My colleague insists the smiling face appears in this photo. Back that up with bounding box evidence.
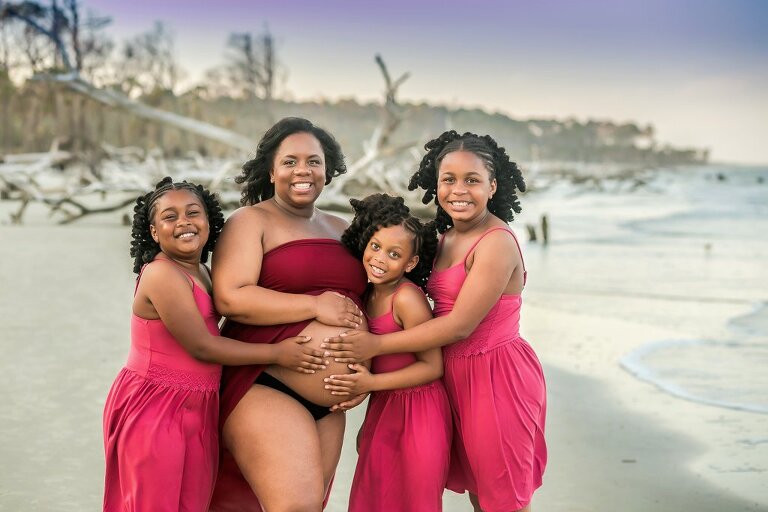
[363,224,419,286]
[270,131,326,209]
[437,150,497,225]
[149,189,209,261]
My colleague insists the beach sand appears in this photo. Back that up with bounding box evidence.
[1,181,766,511]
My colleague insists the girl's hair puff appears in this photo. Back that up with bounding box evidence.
[342,193,437,290]
[236,117,347,206]
[408,130,526,233]
[130,176,225,274]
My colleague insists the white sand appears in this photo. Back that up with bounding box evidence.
[0,194,766,511]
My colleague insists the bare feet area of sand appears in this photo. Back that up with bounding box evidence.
[1,166,766,511]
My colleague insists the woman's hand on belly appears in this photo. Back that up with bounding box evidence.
[273,335,330,374]
[315,291,364,329]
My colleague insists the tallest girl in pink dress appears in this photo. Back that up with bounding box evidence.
[325,130,547,512]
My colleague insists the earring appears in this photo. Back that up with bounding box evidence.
[270,176,275,183]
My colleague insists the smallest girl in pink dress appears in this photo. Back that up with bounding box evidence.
[324,193,452,512]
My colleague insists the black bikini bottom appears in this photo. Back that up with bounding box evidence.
[254,371,332,421]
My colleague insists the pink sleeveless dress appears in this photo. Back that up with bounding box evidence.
[348,283,452,512]
[427,227,547,512]
[103,260,222,512]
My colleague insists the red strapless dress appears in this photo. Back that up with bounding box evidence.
[209,238,367,512]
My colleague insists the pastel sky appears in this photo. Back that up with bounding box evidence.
[84,0,768,164]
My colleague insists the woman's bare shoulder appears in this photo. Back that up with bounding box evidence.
[229,203,274,220]
[222,204,273,231]
[318,210,350,237]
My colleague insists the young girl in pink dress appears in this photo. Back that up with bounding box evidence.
[324,132,547,512]
[323,193,451,512]
[103,177,323,512]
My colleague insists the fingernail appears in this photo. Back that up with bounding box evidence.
[324,385,330,389]
[320,366,326,370]
[321,342,328,347]
[334,358,341,362]
[323,378,329,382]
[310,370,316,374]
[324,351,331,357]
[348,364,354,369]
[325,360,330,365]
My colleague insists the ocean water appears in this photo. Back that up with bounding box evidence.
[516,165,768,414]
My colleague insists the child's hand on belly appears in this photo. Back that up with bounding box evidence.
[273,335,329,374]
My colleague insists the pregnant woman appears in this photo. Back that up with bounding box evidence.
[208,117,369,511]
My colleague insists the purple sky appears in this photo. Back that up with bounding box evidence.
[83,0,768,164]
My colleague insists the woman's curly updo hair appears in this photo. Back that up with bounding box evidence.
[342,193,438,290]
[235,117,347,206]
[408,130,526,233]
[130,176,225,274]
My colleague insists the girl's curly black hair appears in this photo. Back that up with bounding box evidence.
[130,176,225,274]
[236,117,347,206]
[341,193,438,290]
[408,130,526,233]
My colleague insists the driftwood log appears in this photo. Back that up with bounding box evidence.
[2,15,431,224]
[0,141,244,224]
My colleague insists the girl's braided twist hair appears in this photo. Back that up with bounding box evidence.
[408,130,526,233]
[342,193,437,290]
[129,176,225,274]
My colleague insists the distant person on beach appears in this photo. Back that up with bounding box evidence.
[322,193,451,511]
[208,117,369,511]
[324,131,547,512]
[102,177,319,511]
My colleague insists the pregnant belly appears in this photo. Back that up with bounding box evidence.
[264,318,369,407]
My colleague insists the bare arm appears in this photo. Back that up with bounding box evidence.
[323,230,522,361]
[324,285,442,394]
[141,262,328,372]
[212,207,362,327]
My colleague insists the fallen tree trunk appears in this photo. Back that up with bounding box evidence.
[36,74,256,152]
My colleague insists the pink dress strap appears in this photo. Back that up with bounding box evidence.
[392,280,424,307]
[368,281,425,321]
[136,258,203,294]
[462,227,527,286]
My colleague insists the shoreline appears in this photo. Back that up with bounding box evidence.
[521,295,768,509]
[620,338,768,415]
[534,364,762,511]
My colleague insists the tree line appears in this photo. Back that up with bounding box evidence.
[0,1,707,167]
